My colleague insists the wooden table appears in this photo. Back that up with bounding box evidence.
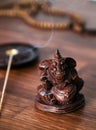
[0,0,96,130]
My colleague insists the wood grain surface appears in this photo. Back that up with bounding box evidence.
[0,0,96,130]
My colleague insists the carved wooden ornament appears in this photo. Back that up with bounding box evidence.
[35,50,85,113]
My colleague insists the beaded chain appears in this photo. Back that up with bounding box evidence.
[0,0,96,35]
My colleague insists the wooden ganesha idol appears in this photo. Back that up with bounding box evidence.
[35,50,85,113]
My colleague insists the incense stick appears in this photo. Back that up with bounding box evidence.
[0,49,18,115]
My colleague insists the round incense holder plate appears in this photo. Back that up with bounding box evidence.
[0,43,38,68]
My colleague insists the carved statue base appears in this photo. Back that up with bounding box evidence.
[35,94,85,113]
[35,50,85,113]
